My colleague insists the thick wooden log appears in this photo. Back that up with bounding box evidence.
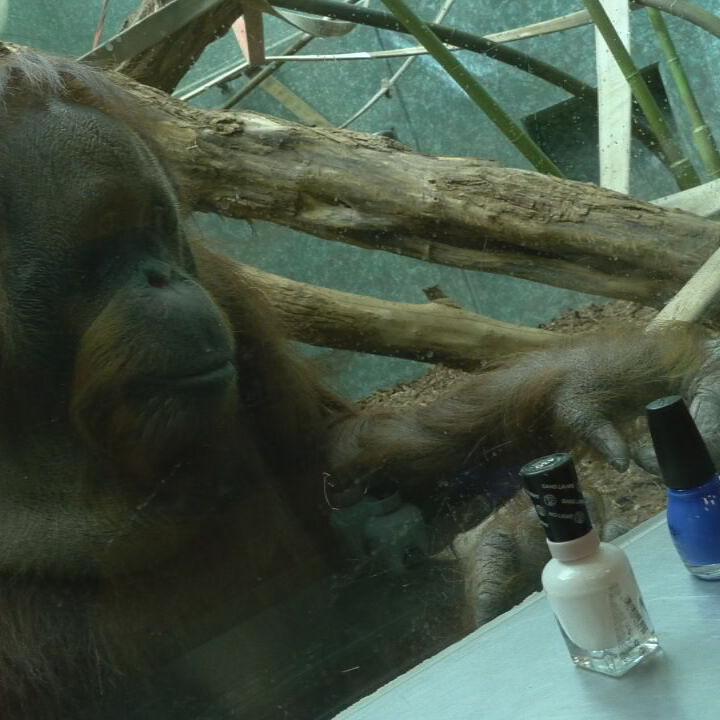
[105,75,720,309]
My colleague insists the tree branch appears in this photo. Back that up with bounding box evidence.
[111,76,720,309]
[233,260,558,366]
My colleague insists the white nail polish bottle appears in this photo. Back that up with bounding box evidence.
[520,453,660,677]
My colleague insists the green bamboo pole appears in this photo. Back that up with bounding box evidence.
[376,0,564,177]
[647,8,720,179]
[635,0,720,40]
[584,0,700,189]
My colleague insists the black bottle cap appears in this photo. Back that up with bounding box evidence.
[519,453,593,543]
[645,395,716,491]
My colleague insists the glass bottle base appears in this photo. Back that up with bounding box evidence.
[685,561,720,580]
[558,625,661,677]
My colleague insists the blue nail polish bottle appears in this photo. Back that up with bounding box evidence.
[646,395,720,580]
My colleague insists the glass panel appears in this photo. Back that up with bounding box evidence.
[1,1,718,718]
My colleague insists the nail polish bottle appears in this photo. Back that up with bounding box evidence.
[520,453,659,677]
[646,395,720,580]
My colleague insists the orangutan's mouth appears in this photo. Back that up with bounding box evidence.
[143,360,236,390]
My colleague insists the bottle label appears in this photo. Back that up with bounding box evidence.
[549,583,651,651]
[608,584,651,643]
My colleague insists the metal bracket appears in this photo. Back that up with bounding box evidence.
[253,0,370,38]
[234,4,267,66]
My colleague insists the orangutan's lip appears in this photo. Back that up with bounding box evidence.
[174,361,235,388]
[146,361,235,389]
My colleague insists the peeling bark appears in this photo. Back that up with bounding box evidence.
[132,81,720,309]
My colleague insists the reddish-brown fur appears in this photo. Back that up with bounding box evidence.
[0,48,712,718]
